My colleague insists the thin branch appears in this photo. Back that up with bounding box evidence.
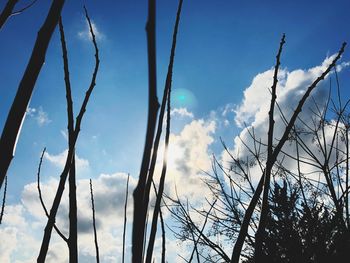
[255,33,285,259]
[0,0,18,29]
[10,0,38,16]
[58,15,78,262]
[90,179,100,263]
[36,148,68,242]
[0,175,7,224]
[122,174,130,263]
[188,199,217,263]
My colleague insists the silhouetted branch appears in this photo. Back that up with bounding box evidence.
[58,15,78,262]
[36,148,68,242]
[132,0,159,261]
[0,0,18,29]
[255,33,285,259]
[145,0,183,262]
[0,0,65,189]
[122,174,130,263]
[90,179,100,263]
[0,175,7,224]
[10,0,38,16]
[159,199,166,263]
[188,199,217,263]
[37,6,99,262]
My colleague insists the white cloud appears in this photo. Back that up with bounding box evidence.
[234,56,349,129]
[152,118,217,208]
[78,20,104,41]
[170,107,194,118]
[27,106,51,126]
[44,149,90,171]
[221,54,349,187]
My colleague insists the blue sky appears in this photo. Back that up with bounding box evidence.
[1,0,350,261]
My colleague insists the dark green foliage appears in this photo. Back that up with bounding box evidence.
[245,180,350,263]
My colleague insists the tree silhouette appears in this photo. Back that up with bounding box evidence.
[0,0,65,189]
[168,39,348,262]
[37,6,100,262]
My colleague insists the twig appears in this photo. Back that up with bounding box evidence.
[10,0,38,16]
[0,0,18,29]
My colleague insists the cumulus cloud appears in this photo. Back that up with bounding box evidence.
[234,56,349,128]
[2,108,220,261]
[0,172,136,262]
[26,106,51,126]
[44,149,90,171]
[152,118,217,208]
[221,54,349,186]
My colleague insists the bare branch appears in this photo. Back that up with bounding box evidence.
[36,148,68,242]
[90,179,100,263]
[122,174,130,263]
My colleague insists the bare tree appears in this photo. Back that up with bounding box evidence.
[232,41,346,263]
[37,6,100,262]
[167,39,347,263]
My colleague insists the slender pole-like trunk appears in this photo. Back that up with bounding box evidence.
[254,34,285,260]
[132,0,159,261]
[145,1,183,262]
[68,155,78,262]
[0,0,65,189]
[58,16,78,262]
[122,174,130,263]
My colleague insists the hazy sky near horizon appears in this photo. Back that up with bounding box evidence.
[1,0,350,261]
